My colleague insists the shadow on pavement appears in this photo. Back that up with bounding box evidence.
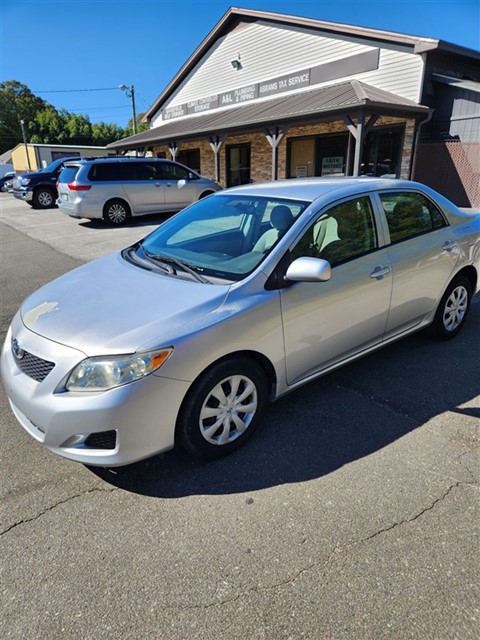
[90,301,479,498]
[79,212,172,230]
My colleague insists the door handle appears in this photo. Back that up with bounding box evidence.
[370,265,391,280]
[442,240,457,252]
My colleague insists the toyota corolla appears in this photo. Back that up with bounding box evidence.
[2,178,479,466]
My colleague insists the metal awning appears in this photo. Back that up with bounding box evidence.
[107,80,429,151]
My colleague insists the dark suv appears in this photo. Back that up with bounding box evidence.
[13,156,97,209]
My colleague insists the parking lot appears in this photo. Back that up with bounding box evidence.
[0,192,479,640]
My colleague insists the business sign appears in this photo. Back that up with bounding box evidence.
[161,49,379,120]
[259,71,310,98]
[321,156,344,175]
[219,85,258,106]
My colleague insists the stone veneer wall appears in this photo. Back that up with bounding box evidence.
[152,116,416,186]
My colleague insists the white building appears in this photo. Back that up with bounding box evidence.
[108,7,480,207]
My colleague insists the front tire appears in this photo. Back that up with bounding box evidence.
[177,357,268,460]
[103,199,130,225]
[32,188,55,209]
[427,275,472,340]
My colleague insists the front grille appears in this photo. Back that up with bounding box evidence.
[14,349,55,382]
[84,430,117,450]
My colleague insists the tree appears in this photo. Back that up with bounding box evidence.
[30,107,69,144]
[0,80,47,154]
[0,80,133,153]
[92,121,126,146]
[124,112,149,137]
[65,112,93,144]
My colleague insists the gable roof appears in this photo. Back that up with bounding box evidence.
[108,80,428,151]
[143,6,479,123]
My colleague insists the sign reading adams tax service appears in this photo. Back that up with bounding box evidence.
[161,50,379,121]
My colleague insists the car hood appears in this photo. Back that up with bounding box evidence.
[20,252,230,355]
[18,170,43,179]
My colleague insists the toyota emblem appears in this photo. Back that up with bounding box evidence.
[12,338,25,360]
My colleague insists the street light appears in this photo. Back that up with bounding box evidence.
[119,84,137,135]
[19,119,32,171]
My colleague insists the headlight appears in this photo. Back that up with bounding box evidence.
[20,178,31,186]
[65,348,173,392]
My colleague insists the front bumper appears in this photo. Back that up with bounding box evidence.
[13,187,33,202]
[1,318,190,466]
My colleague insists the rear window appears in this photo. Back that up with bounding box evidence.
[59,166,81,183]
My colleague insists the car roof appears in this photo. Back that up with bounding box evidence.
[63,157,178,165]
[220,177,419,202]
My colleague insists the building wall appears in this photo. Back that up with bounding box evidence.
[11,145,109,173]
[152,116,416,185]
[151,20,424,128]
[11,145,38,172]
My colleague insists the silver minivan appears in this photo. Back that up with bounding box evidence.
[57,157,222,224]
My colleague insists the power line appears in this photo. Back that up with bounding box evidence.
[33,87,120,93]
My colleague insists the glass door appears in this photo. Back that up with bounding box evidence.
[226,144,251,187]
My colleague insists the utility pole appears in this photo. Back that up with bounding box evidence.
[20,120,32,170]
[119,84,137,135]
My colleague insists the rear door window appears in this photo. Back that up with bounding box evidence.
[132,162,159,181]
[378,192,448,243]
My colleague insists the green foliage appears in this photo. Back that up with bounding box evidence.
[0,80,130,155]
[0,80,47,153]
[92,121,126,146]
[124,113,150,138]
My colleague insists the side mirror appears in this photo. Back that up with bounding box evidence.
[285,257,331,282]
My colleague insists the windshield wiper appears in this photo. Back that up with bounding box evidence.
[143,250,211,284]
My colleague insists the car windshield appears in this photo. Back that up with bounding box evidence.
[135,194,309,282]
[41,158,77,173]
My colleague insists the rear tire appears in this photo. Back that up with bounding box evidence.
[32,188,55,209]
[103,199,130,225]
[177,357,268,460]
[427,275,472,340]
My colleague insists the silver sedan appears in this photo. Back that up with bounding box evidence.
[2,178,479,466]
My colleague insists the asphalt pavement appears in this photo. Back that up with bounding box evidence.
[0,193,478,640]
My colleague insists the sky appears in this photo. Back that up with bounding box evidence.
[1,0,479,129]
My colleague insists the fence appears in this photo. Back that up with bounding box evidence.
[412,141,480,209]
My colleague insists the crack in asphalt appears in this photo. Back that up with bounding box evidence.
[333,381,417,421]
[0,486,117,536]
[167,481,477,611]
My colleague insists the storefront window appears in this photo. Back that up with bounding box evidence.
[177,149,201,173]
[361,128,403,177]
[316,134,349,176]
[288,126,403,179]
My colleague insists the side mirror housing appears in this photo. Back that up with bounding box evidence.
[285,257,331,282]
